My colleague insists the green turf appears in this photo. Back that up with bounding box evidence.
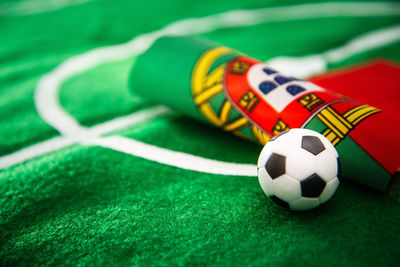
[1,0,399,265]
[1,144,399,266]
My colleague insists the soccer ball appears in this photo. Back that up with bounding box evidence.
[257,128,340,211]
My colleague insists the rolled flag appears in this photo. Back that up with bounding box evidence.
[130,36,400,192]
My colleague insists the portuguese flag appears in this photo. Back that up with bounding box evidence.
[131,36,400,192]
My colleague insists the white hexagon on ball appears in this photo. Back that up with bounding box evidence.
[273,174,301,202]
[257,128,340,211]
[314,150,339,182]
[270,131,300,156]
[285,150,316,181]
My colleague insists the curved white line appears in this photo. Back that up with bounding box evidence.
[2,2,400,172]
[35,2,400,136]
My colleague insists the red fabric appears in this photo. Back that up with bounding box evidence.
[309,59,400,118]
[309,59,400,173]
[224,57,341,135]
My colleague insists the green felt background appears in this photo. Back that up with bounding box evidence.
[1,0,400,265]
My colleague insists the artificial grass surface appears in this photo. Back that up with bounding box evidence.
[1,144,399,265]
[1,0,399,265]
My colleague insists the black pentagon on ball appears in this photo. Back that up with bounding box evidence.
[301,135,325,155]
[265,153,286,179]
[301,173,326,198]
[269,195,290,209]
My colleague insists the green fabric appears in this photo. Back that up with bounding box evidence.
[306,117,391,191]
[1,0,400,265]
[130,36,215,121]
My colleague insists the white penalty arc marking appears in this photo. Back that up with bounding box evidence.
[1,2,400,173]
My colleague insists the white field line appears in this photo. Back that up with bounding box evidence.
[324,24,400,63]
[0,136,75,169]
[85,136,258,176]
[1,2,400,172]
[0,0,92,16]
[267,24,400,78]
[0,106,170,169]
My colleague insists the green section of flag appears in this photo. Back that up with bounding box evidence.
[237,125,256,140]
[209,53,238,74]
[306,116,391,191]
[209,93,226,116]
[130,36,216,122]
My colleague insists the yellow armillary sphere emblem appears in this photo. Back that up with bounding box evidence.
[191,47,271,145]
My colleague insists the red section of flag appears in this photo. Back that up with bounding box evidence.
[224,57,279,135]
[224,57,341,136]
[309,59,400,173]
[309,59,400,118]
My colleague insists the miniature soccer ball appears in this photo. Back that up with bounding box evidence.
[257,128,340,211]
